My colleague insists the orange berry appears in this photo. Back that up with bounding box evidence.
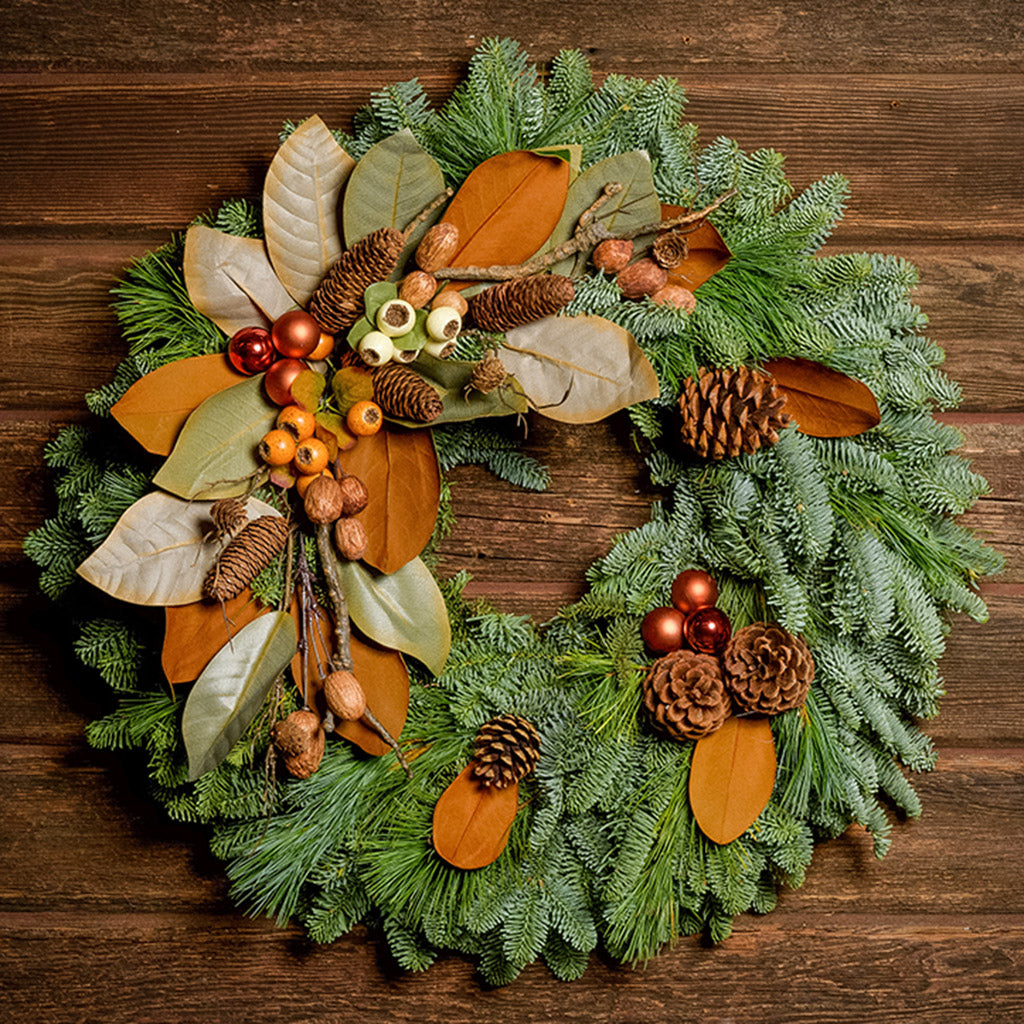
[307,332,335,361]
[346,400,383,437]
[293,437,330,475]
[276,405,316,442]
[296,468,333,499]
[258,429,297,466]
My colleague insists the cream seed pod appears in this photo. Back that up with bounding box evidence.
[376,299,416,338]
[358,331,395,366]
[392,347,422,364]
[423,337,456,359]
[426,306,461,343]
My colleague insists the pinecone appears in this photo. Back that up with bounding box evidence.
[203,515,290,601]
[209,497,248,539]
[471,714,541,789]
[308,227,405,332]
[722,622,815,715]
[679,365,791,460]
[372,363,443,422]
[469,274,575,331]
[651,231,689,269]
[468,353,508,394]
[642,649,730,741]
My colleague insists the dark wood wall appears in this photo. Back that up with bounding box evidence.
[2,3,1022,1020]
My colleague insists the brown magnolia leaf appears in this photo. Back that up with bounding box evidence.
[111,354,245,456]
[432,765,519,869]
[689,716,777,845]
[765,357,881,438]
[162,588,267,685]
[658,204,731,291]
[440,150,571,285]
[336,427,440,574]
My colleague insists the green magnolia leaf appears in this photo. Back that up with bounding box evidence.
[77,492,280,606]
[152,375,277,499]
[182,611,298,780]
[336,556,450,676]
[531,144,582,178]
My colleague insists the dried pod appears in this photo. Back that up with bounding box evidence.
[335,517,369,561]
[616,259,668,299]
[209,497,248,539]
[283,726,326,779]
[651,231,689,269]
[592,238,634,273]
[376,299,416,338]
[304,475,345,524]
[323,670,367,721]
[399,271,438,309]
[469,353,508,394]
[431,288,469,317]
[392,347,422,364]
[271,708,321,758]
[337,474,369,516]
[416,222,460,272]
[651,284,697,312]
[423,338,457,359]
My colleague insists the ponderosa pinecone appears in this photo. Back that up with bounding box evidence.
[469,274,575,331]
[203,515,290,601]
[643,649,730,741]
[679,365,791,460]
[372,362,443,422]
[209,497,248,539]
[651,231,689,269]
[468,352,508,394]
[722,622,814,715]
[471,714,541,789]
[308,227,405,332]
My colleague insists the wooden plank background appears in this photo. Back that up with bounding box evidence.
[1,3,1022,1020]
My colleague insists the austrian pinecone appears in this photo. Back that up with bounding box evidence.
[203,515,290,601]
[468,352,508,394]
[308,227,405,332]
[679,365,791,460]
[651,231,689,269]
[469,274,575,331]
[372,362,443,422]
[642,649,730,741]
[471,714,541,789]
[722,623,814,715]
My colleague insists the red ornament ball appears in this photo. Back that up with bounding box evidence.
[671,569,719,615]
[271,310,322,359]
[264,358,307,407]
[684,606,732,655]
[641,607,686,654]
[228,326,275,375]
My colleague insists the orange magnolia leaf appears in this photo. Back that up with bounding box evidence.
[689,715,777,845]
[441,151,571,284]
[766,356,881,438]
[432,765,519,869]
[336,427,440,574]
[659,204,731,292]
[162,588,267,684]
[111,354,245,455]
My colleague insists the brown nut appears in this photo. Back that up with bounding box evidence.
[651,284,697,312]
[323,670,367,721]
[616,258,668,299]
[271,709,321,758]
[338,474,369,516]
[282,725,326,778]
[431,288,469,317]
[592,238,634,273]
[334,517,369,561]
[399,270,438,309]
[303,475,345,524]
[416,222,460,272]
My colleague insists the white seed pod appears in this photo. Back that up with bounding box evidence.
[423,338,456,359]
[392,346,422,364]
[376,299,416,338]
[358,330,395,366]
[426,306,462,342]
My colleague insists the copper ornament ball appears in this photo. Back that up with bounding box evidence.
[684,606,732,655]
[271,310,322,359]
[641,606,686,654]
[264,358,307,406]
[228,326,275,375]
[670,569,719,615]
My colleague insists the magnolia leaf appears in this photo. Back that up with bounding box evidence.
[689,716,777,845]
[110,354,245,456]
[500,315,659,424]
[78,492,279,606]
[335,556,450,676]
[530,143,582,178]
[152,374,278,499]
[336,427,441,574]
[432,765,519,869]
[182,611,297,780]
[183,224,295,336]
[765,357,882,438]
[264,115,354,306]
[659,204,732,291]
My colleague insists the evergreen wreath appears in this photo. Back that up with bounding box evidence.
[25,38,1002,985]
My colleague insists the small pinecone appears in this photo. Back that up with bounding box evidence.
[203,515,290,601]
[679,366,791,460]
[471,714,541,789]
[209,497,248,539]
[469,274,575,331]
[651,231,689,269]
[722,623,815,715]
[372,362,443,422]
[308,227,405,332]
[642,649,730,741]
[468,353,508,394]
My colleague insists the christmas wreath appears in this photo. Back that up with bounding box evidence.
[25,39,1002,984]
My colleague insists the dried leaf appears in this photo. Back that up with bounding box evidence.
[163,589,267,684]
[331,366,375,414]
[500,315,659,423]
[183,225,295,336]
[313,411,355,460]
[441,150,572,283]
[766,357,881,438]
[110,354,245,456]
[335,556,450,676]
[432,765,519,869]
[658,204,732,291]
[77,492,279,606]
[336,427,440,574]
[291,369,326,413]
[689,716,777,845]
[264,115,354,306]
[152,375,278,500]
[182,611,297,780]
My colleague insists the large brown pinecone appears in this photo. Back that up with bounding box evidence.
[469,274,575,331]
[722,622,815,715]
[308,227,405,332]
[203,515,290,601]
[471,714,541,789]
[372,362,443,422]
[679,365,791,460]
[642,649,730,741]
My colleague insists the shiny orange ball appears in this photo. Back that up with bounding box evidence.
[271,311,322,359]
[264,358,306,406]
[684,606,731,655]
[640,607,686,654]
[670,569,719,615]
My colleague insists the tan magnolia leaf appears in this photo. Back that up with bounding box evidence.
[184,224,295,336]
[766,357,881,438]
[432,765,519,869]
[264,115,355,306]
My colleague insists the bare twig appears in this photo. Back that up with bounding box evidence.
[402,188,455,241]
[314,524,354,672]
